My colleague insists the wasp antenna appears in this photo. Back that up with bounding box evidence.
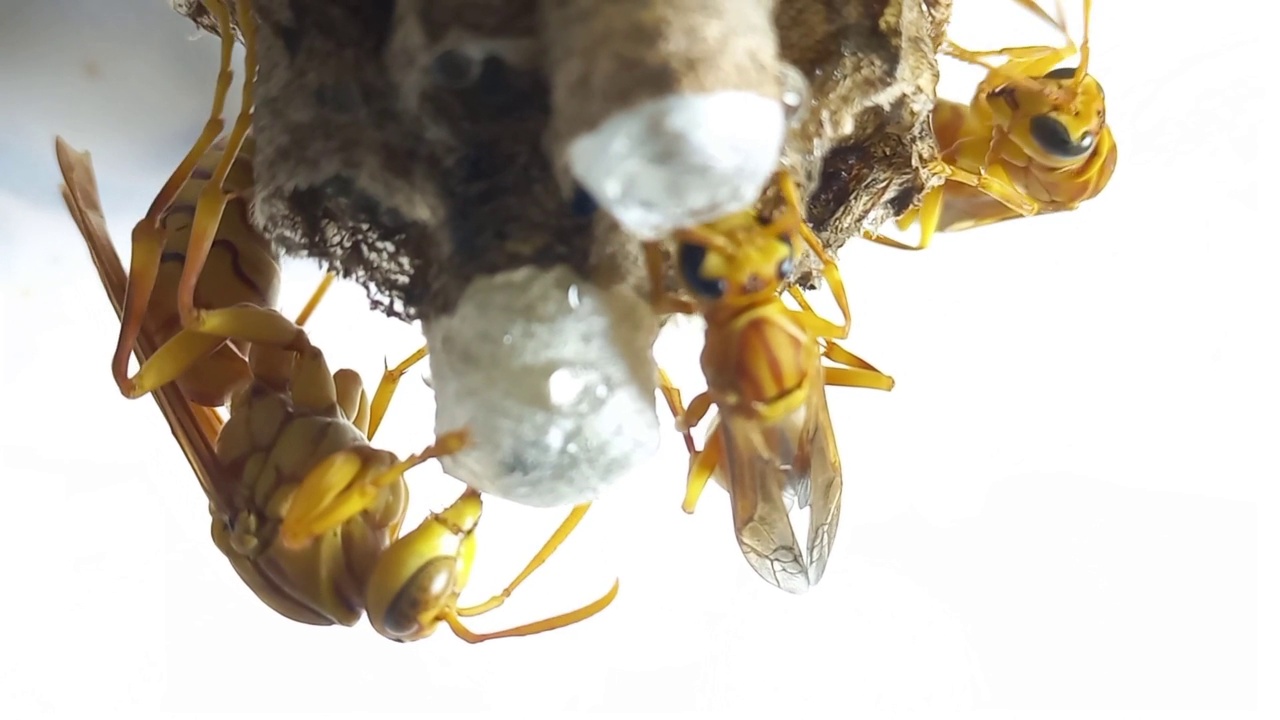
[1053,0,1070,39]
[1074,0,1092,85]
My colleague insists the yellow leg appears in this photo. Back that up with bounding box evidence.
[682,429,723,514]
[111,0,238,398]
[366,345,429,441]
[982,0,1090,81]
[277,428,470,550]
[124,304,314,397]
[177,0,259,326]
[821,339,882,374]
[674,391,715,436]
[822,364,896,392]
[655,368,723,515]
[119,331,235,400]
[431,502,618,643]
[785,284,859,347]
[656,368,699,456]
[932,160,1039,217]
[774,171,852,340]
[916,184,945,249]
[293,272,336,327]
[945,42,1073,67]
[783,291,895,390]
[859,182,946,252]
[120,269,333,401]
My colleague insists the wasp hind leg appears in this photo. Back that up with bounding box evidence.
[855,184,946,252]
[176,0,261,326]
[819,340,896,392]
[773,171,853,340]
[656,368,722,514]
[111,0,241,398]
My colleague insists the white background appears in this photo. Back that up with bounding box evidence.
[0,0,1272,716]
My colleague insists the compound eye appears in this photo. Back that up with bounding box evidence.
[677,244,726,299]
[1030,114,1095,159]
[1043,66,1079,81]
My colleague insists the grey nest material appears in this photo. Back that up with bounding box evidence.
[170,0,950,320]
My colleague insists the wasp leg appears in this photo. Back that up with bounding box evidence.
[277,345,468,549]
[674,390,715,437]
[773,171,853,340]
[682,428,724,514]
[365,493,617,643]
[785,282,854,345]
[366,345,430,440]
[656,368,699,455]
[119,269,335,401]
[278,427,469,550]
[292,272,336,327]
[123,304,313,398]
[855,181,947,251]
[177,0,260,326]
[819,341,896,392]
[932,159,1040,217]
[654,369,722,514]
[111,0,238,398]
[820,339,881,373]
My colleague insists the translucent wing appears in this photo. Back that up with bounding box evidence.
[714,365,842,594]
[55,137,228,512]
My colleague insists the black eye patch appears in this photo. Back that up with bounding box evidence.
[1030,114,1095,158]
[677,243,726,299]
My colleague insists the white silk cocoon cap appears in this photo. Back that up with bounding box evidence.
[424,264,660,508]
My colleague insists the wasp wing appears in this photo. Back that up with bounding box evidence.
[715,371,842,594]
[55,137,228,512]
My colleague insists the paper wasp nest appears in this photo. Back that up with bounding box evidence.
[170,0,948,507]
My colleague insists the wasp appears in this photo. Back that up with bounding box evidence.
[57,137,617,643]
[649,169,896,594]
[864,0,1116,251]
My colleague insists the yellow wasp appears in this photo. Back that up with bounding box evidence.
[650,170,896,594]
[57,137,616,642]
[867,0,1117,251]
